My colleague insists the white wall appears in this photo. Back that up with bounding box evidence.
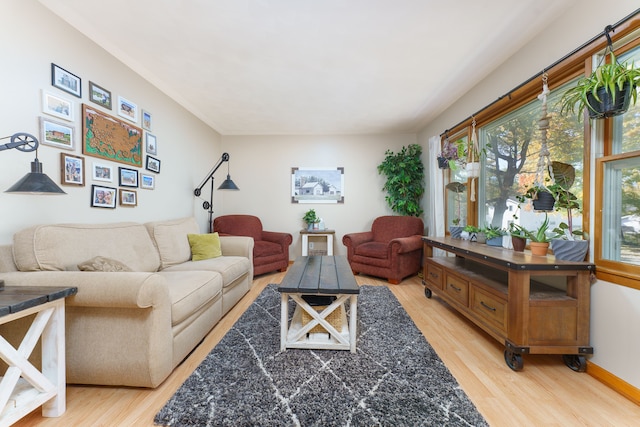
[0,0,221,243]
[418,1,640,390]
[219,134,420,258]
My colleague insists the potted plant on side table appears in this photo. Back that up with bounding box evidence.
[485,225,507,246]
[302,209,320,231]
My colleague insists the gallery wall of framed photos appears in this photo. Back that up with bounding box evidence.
[44,62,161,209]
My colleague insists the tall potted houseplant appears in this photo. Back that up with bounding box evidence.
[377,144,425,217]
[547,162,589,261]
[559,49,640,120]
[445,181,466,238]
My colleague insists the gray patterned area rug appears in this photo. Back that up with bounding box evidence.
[155,284,488,427]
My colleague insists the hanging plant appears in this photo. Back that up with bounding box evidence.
[437,137,465,170]
[377,144,425,217]
[559,26,640,120]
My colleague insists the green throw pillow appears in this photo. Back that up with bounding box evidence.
[188,232,222,261]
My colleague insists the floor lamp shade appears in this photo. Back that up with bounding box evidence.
[5,159,66,194]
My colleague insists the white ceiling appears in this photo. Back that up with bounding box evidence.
[39,0,577,135]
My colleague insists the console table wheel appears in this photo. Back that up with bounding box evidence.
[562,354,587,372]
[424,288,432,298]
[504,349,524,371]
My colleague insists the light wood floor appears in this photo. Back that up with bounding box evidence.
[16,272,640,426]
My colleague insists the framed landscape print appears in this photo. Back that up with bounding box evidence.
[117,95,138,123]
[140,173,155,189]
[91,184,117,208]
[89,81,112,109]
[60,153,84,186]
[145,155,161,173]
[291,167,344,204]
[51,63,81,97]
[118,167,138,188]
[119,189,137,207]
[42,90,73,122]
[82,104,143,167]
[40,116,74,150]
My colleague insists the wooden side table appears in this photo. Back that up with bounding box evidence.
[0,283,77,425]
[300,229,335,256]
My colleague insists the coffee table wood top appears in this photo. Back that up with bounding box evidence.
[278,256,359,295]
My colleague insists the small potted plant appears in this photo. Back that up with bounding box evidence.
[558,49,640,120]
[509,223,528,252]
[461,224,479,241]
[510,214,561,256]
[484,225,506,246]
[302,209,320,230]
[437,139,465,170]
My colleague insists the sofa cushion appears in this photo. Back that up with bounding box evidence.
[13,222,160,272]
[187,233,222,261]
[161,256,250,288]
[158,271,222,326]
[145,217,200,269]
[78,256,132,272]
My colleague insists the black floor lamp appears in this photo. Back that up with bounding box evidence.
[194,152,239,233]
[1,132,66,194]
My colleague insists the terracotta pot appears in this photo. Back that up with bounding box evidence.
[511,236,526,252]
[529,241,549,256]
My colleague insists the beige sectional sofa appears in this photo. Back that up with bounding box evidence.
[0,216,253,388]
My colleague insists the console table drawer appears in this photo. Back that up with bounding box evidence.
[424,261,443,289]
[470,286,507,333]
[444,274,469,306]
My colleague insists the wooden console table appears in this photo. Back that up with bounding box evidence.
[422,237,595,371]
[0,283,77,425]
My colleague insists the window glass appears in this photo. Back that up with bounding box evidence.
[479,81,584,234]
[611,47,640,154]
[445,136,469,228]
[600,155,640,266]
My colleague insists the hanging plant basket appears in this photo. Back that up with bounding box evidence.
[532,190,555,211]
[586,82,634,119]
[437,156,450,169]
[466,162,480,178]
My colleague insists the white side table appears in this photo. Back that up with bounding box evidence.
[300,229,335,256]
[0,284,77,426]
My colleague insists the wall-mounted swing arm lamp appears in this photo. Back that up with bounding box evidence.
[193,152,239,233]
[1,132,65,194]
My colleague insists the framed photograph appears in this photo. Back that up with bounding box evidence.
[39,116,74,150]
[91,184,116,209]
[60,153,85,186]
[117,95,138,123]
[119,189,137,207]
[146,155,161,173]
[89,81,112,109]
[51,63,81,98]
[145,133,157,155]
[118,167,138,188]
[142,110,152,131]
[92,162,113,182]
[82,104,143,167]
[42,90,73,121]
[291,167,345,204]
[140,173,155,189]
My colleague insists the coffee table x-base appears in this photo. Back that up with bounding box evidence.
[278,256,360,353]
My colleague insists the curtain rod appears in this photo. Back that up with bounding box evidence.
[440,7,640,138]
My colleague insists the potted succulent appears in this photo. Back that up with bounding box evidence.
[559,49,640,120]
[302,209,320,230]
[446,181,466,238]
[484,225,506,246]
[547,162,589,261]
[510,214,561,256]
[509,222,528,252]
[461,224,479,241]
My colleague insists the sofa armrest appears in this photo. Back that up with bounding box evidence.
[342,231,374,248]
[261,230,293,248]
[219,235,254,259]
[0,271,169,309]
[389,235,424,254]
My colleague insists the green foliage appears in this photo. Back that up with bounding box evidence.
[483,224,506,239]
[510,213,561,243]
[377,144,425,217]
[463,225,479,233]
[559,51,640,119]
[302,209,320,224]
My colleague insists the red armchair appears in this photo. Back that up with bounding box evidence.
[342,216,424,284]
[213,215,292,276]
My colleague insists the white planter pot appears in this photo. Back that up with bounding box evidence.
[466,162,480,178]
